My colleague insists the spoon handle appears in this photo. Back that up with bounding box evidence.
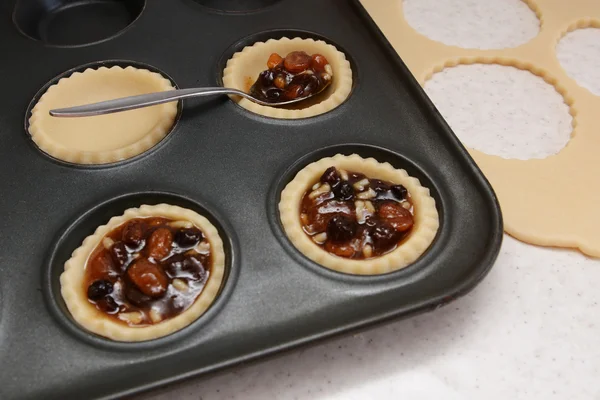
[48,87,267,117]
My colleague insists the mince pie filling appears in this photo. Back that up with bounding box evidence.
[301,166,415,259]
[249,51,333,104]
[84,217,212,326]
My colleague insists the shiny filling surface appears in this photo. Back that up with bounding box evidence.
[300,167,415,259]
[84,217,212,326]
[249,51,333,103]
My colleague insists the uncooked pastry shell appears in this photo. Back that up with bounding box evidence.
[28,66,178,165]
[279,154,439,275]
[222,37,353,119]
[61,204,225,342]
[358,0,600,257]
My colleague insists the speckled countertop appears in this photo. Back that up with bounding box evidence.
[138,1,600,399]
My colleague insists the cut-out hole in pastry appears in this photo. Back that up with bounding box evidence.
[424,64,572,160]
[13,0,145,47]
[403,0,539,49]
[557,27,600,96]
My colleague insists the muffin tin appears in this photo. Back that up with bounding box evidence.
[0,0,502,399]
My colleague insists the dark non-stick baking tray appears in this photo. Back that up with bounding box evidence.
[0,0,503,398]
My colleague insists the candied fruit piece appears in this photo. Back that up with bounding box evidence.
[147,228,173,260]
[267,53,284,69]
[311,54,328,72]
[284,51,311,73]
[127,258,168,298]
[283,84,304,100]
[324,241,356,258]
[378,201,413,232]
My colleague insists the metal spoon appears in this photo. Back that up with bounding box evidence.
[48,85,329,117]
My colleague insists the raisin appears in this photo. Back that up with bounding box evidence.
[284,51,311,73]
[332,181,354,201]
[320,167,341,186]
[147,228,173,260]
[391,185,408,200]
[264,88,282,102]
[164,254,206,280]
[174,227,203,249]
[370,223,401,252]
[127,258,168,297]
[124,286,152,307]
[371,179,391,193]
[97,296,119,313]
[258,69,274,86]
[87,280,113,300]
[110,241,129,268]
[327,215,357,243]
[311,54,328,72]
[122,220,145,248]
[378,201,414,232]
[267,53,284,69]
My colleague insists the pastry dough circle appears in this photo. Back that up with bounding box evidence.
[222,37,353,119]
[60,204,226,342]
[29,66,178,165]
[279,154,439,275]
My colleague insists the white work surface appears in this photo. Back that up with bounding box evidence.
[139,1,600,399]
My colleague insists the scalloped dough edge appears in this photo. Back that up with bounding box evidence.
[60,204,225,342]
[279,154,439,275]
[223,37,353,119]
[28,66,178,165]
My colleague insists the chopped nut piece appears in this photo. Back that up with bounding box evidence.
[357,188,376,199]
[172,278,189,292]
[363,244,373,258]
[324,64,333,76]
[169,220,193,229]
[352,179,370,191]
[402,202,412,210]
[149,309,162,324]
[102,237,115,249]
[322,73,331,81]
[300,213,310,225]
[195,241,211,254]
[312,182,322,191]
[339,169,349,181]
[365,201,376,213]
[313,232,328,244]
[119,311,143,325]
[309,183,331,199]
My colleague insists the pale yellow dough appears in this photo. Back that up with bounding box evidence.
[279,154,439,275]
[61,204,225,342]
[359,0,600,257]
[222,37,353,119]
[29,66,178,164]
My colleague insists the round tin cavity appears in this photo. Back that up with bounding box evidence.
[25,59,182,168]
[218,29,357,120]
[43,191,237,348]
[13,0,145,47]
[268,143,443,278]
